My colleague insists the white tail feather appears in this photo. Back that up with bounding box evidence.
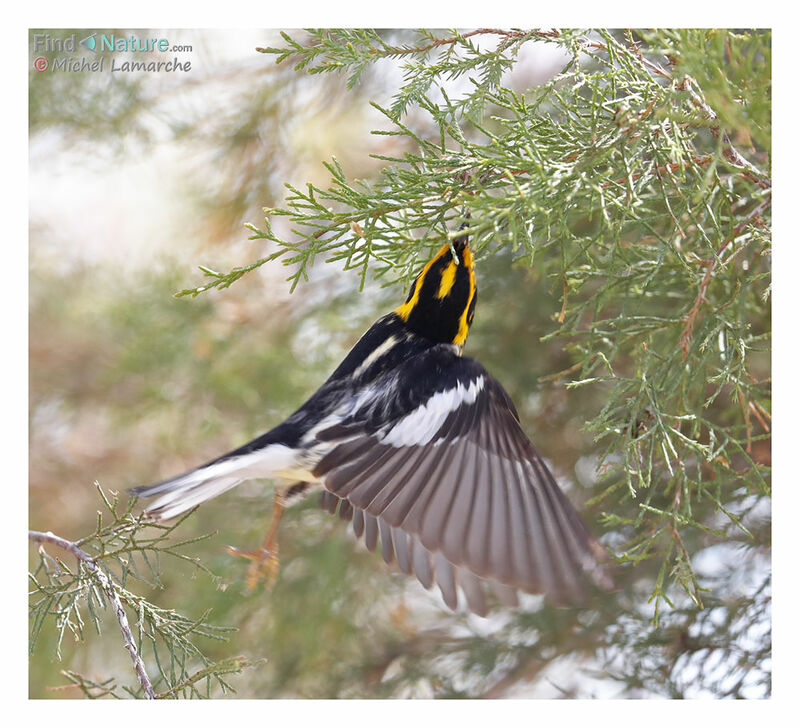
[138,444,308,521]
[146,476,242,520]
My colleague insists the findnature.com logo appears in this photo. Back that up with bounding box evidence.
[31,31,194,74]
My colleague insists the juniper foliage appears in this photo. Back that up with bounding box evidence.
[29,485,263,698]
[29,28,771,698]
[182,28,771,696]
[191,29,770,605]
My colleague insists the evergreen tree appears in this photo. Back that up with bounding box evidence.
[30,28,770,698]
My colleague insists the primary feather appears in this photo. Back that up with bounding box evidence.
[132,228,610,613]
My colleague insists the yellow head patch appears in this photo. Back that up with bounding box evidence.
[394,240,477,346]
[452,246,475,346]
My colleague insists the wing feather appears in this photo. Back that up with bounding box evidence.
[418,441,467,555]
[457,567,488,617]
[324,444,395,498]
[434,553,458,610]
[352,508,365,538]
[312,351,607,613]
[526,458,581,600]
[319,490,338,514]
[380,445,449,528]
[490,581,520,608]
[502,457,530,587]
[439,438,478,567]
[322,492,572,616]
[345,449,409,506]
[366,444,438,516]
[486,414,514,584]
[411,537,433,589]
[393,526,412,574]
[420,396,479,558]
[379,517,394,564]
[465,445,493,579]
[394,446,456,536]
[364,514,378,552]
[338,499,353,521]
[517,459,557,593]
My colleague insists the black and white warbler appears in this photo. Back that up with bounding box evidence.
[132,227,609,615]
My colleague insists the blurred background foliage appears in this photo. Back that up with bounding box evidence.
[29,28,770,698]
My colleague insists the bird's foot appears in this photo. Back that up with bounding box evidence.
[225,543,280,591]
[225,491,285,591]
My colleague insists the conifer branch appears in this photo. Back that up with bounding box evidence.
[28,484,259,699]
[680,195,771,360]
[29,529,157,699]
[29,27,770,698]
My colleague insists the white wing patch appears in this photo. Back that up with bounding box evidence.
[380,376,484,447]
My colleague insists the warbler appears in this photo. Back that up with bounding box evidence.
[131,227,609,615]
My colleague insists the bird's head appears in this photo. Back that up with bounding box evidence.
[394,229,477,347]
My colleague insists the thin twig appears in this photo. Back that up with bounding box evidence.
[558,278,568,323]
[578,34,671,79]
[679,196,771,360]
[599,154,714,189]
[29,529,157,700]
[257,29,559,62]
[375,28,558,57]
[748,401,771,433]
[739,389,754,453]
[678,76,770,189]
[580,37,767,188]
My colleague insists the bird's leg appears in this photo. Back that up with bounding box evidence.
[225,491,285,590]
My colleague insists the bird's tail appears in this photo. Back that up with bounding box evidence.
[131,442,300,521]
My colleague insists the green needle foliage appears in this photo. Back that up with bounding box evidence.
[29,28,770,698]
[29,485,263,698]
[184,28,771,614]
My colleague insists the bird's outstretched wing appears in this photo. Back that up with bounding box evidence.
[312,346,609,612]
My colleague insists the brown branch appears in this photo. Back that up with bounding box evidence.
[751,399,772,424]
[259,29,560,63]
[29,529,157,700]
[678,76,771,190]
[679,196,771,361]
[749,401,771,434]
[557,278,568,323]
[600,154,714,189]
[577,34,671,79]
[373,28,560,58]
[739,389,754,453]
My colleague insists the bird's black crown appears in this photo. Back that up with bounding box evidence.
[394,230,477,346]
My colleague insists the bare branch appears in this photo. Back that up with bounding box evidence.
[369,28,559,57]
[28,529,157,700]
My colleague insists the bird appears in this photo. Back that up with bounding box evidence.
[131,225,610,616]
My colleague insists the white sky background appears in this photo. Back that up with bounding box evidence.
[28,30,573,274]
[29,29,275,270]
